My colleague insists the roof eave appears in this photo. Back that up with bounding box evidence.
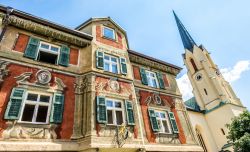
[0,5,93,41]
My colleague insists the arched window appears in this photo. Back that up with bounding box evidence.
[190,58,198,72]
[196,128,207,152]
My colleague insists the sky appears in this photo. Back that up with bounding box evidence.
[1,0,249,110]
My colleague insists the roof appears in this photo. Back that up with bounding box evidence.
[128,49,182,70]
[184,97,201,112]
[0,5,93,41]
[75,17,130,49]
[173,11,196,51]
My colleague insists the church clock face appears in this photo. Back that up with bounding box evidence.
[195,73,202,81]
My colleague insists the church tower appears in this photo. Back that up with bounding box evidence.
[173,11,246,151]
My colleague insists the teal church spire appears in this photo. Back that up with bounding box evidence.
[173,11,196,51]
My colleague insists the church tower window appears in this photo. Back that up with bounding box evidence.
[190,58,198,72]
[204,89,208,95]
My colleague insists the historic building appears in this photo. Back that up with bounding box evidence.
[0,5,203,152]
[173,12,246,152]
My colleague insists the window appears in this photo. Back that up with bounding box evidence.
[221,128,225,135]
[148,108,178,133]
[106,99,124,125]
[140,68,165,89]
[104,54,119,74]
[19,92,52,124]
[103,26,115,40]
[190,58,198,72]
[4,87,65,124]
[204,88,208,95]
[96,96,134,125]
[155,111,172,133]
[37,42,60,64]
[24,37,70,66]
[146,71,159,88]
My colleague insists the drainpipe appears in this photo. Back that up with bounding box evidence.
[0,6,14,42]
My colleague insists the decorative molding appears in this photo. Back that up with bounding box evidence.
[7,15,89,47]
[53,77,66,91]
[14,69,66,92]
[95,77,133,99]
[0,60,10,84]
[36,69,51,85]
[15,72,32,84]
[129,53,179,75]
[74,76,87,94]
[2,121,57,139]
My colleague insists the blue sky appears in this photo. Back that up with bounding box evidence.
[1,0,249,110]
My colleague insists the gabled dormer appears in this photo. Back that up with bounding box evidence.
[75,17,129,50]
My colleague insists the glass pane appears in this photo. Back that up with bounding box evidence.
[152,79,157,88]
[111,57,117,62]
[157,120,163,132]
[21,104,35,122]
[112,64,118,73]
[104,62,110,71]
[115,102,121,108]
[104,27,114,39]
[51,46,59,52]
[36,106,48,123]
[107,110,113,124]
[27,94,38,101]
[155,112,159,117]
[116,111,123,125]
[104,55,110,60]
[41,43,49,49]
[106,100,113,107]
[162,120,170,133]
[40,95,50,103]
[160,112,166,118]
[150,73,154,77]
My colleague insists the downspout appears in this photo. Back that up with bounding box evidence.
[0,7,14,42]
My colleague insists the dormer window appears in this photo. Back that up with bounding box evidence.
[103,26,115,40]
[37,42,60,64]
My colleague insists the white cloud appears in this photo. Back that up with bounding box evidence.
[220,60,250,83]
[177,60,250,101]
[177,73,193,101]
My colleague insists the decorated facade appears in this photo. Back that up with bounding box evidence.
[0,5,203,152]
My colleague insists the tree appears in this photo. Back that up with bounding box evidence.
[226,110,250,152]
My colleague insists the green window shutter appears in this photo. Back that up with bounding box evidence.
[140,68,148,85]
[24,37,40,59]
[96,96,107,123]
[156,72,165,89]
[58,45,70,66]
[120,57,127,75]
[168,112,179,133]
[96,50,104,69]
[125,100,135,125]
[4,87,26,120]
[148,108,159,132]
[50,93,65,123]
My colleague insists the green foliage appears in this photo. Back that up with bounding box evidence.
[226,110,250,152]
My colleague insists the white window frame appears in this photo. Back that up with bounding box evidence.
[146,70,159,88]
[104,54,119,74]
[103,26,116,40]
[36,41,61,64]
[155,110,172,134]
[106,98,125,126]
[18,91,53,124]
